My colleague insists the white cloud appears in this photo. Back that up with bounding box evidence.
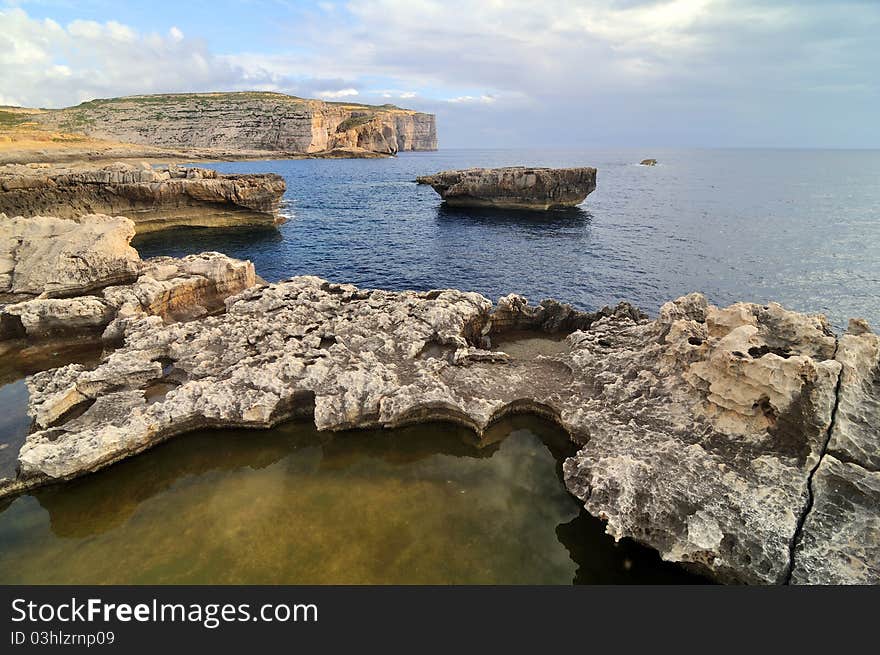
[0,8,253,107]
[169,26,184,42]
[315,87,359,99]
[447,95,495,104]
[376,89,418,99]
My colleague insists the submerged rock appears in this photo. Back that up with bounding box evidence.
[0,162,286,233]
[416,167,597,210]
[2,278,875,584]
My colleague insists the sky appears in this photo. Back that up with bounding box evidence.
[0,0,877,148]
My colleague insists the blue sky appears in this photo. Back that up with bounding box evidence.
[1,0,878,148]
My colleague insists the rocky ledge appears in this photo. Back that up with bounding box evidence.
[0,162,286,233]
[2,276,876,584]
[417,167,597,210]
[1,214,256,350]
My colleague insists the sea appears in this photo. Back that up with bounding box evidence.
[136,147,880,331]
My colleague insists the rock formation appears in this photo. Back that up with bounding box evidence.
[1,213,140,300]
[416,167,597,209]
[789,320,880,584]
[0,163,286,233]
[640,159,658,166]
[0,214,256,348]
[561,294,842,585]
[33,92,437,156]
[1,277,875,584]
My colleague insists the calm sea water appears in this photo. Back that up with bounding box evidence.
[0,415,704,584]
[135,148,880,331]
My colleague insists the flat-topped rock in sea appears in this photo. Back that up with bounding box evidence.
[3,277,876,584]
[0,162,286,233]
[416,167,597,210]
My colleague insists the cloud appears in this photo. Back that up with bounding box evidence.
[0,2,877,146]
[447,95,496,104]
[315,87,359,99]
[282,0,880,146]
[0,8,248,107]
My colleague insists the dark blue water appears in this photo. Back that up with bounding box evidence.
[135,148,880,330]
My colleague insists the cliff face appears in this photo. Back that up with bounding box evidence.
[34,92,437,155]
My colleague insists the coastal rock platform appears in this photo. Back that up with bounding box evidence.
[0,162,286,233]
[2,276,876,585]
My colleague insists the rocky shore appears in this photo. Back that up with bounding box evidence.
[0,162,286,233]
[0,250,876,583]
[417,167,597,209]
[1,214,255,350]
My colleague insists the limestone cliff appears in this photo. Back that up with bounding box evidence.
[33,92,438,155]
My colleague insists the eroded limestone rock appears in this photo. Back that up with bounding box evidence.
[790,456,880,584]
[0,215,256,348]
[3,280,873,584]
[0,163,286,233]
[0,213,140,298]
[828,321,880,469]
[561,294,841,584]
[416,167,597,210]
[789,319,880,584]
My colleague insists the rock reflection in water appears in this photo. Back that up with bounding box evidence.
[0,415,705,584]
[0,341,104,479]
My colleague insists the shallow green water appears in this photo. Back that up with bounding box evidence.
[0,342,103,479]
[0,413,704,584]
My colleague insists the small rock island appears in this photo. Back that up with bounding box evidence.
[417,166,597,210]
[640,158,658,166]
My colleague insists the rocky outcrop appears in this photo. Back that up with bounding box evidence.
[0,163,286,233]
[34,92,437,155]
[0,215,256,347]
[561,295,841,584]
[789,320,880,584]
[416,167,597,209]
[640,159,658,166]
[1,213,140,299]
[2,278,875,584]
